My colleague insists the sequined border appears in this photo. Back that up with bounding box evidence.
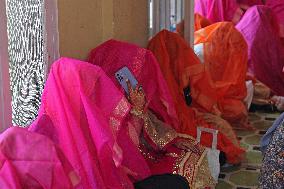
[143,115,177,149]
[109,97,130,133]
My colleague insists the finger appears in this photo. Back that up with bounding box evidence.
[126,79,133,93]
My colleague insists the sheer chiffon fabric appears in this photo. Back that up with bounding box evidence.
[29,58,140,189]
[87,40,216,188]
[194,22,249,130]
[266,0,284,39]
[194,0,244,24]
[0,127,75,189]
[148,30,244,164]
[236,5,284,96]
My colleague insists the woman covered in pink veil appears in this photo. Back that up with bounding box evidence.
[236,5,284,96]
[194,0,244,24]
[29,57,146,189]
[194,0,264,25]
[87,40,216,188]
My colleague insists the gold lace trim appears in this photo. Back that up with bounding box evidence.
[173,135,216,189]
[109,98,130,132]
[143,111,177,149]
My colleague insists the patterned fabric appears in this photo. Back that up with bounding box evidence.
[6,0,47,126]
[260,119,284,188]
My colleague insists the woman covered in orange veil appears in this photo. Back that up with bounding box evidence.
[176,13,212,38]
[195,13,212,31]
[194,22,249,129]
[148,30,244,164]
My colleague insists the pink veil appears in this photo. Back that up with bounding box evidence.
[236,5,284,95]
[266,0,284,38]
[0,127,74,189]
[87,40,179,132]
[29,57,140,189]
[194,0,243,24]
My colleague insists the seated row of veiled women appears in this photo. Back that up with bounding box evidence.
[3,8,270,187]
[0,25,253,188]
[193,0,284,102]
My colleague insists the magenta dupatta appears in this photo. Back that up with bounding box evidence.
[29,57,144,189]
[237,0,263,8]
[266,0,284,38]
[0,127,74,189]
[194,0,243,24]
[87,40,179,132]
[236,6,284,96]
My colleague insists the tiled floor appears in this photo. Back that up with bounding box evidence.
[216,110,281,189]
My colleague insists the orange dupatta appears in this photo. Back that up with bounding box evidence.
[195,22,249,129]
[195,13,212,31]
[176,14,212,38]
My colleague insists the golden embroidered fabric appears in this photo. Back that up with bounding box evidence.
[113,98,129,117]
[138,141,159,162]
[109,97,130,133]
[174,135,204,155]
[172,134,216,188]
[173,149,215,189]
[143,111,177,149]
[194,156,216,188]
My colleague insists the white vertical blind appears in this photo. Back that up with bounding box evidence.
[0,0,12,131]
[149,0,194,46]
[44,0,60,75]
[184,0,195,47]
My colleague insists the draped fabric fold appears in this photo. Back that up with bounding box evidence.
[266,0,284,39]
[0,127,75,189]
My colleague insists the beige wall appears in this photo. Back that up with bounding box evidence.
[113,0,148,47]
[58,0,148,60]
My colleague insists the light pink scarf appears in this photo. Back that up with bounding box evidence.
[0,127,75,189]
[29,58,145,189]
